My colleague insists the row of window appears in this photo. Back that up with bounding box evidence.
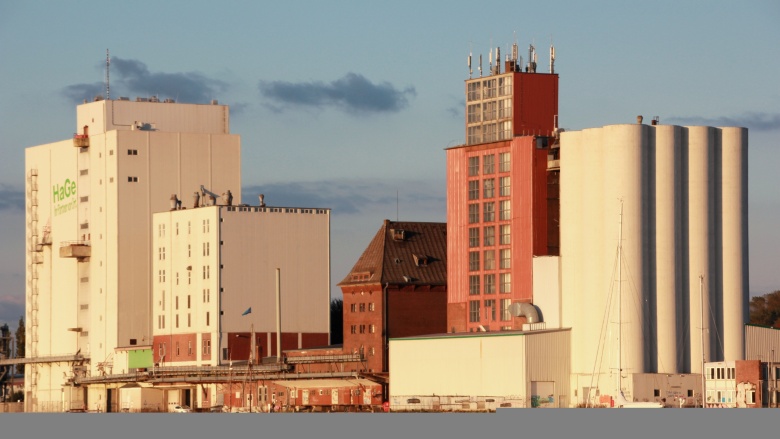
[157,339,211,358]
[707,366,737,381]
[468,201,512,224]
[468,299,513,323]
[350,324,376,334]
[468,177,510,200]
[158,266,211,282]
[469,225,511,247]
[349,302,376,312]
[467,99,513,123]
[157,220,210,238]
[469,273,511,295]
[466,77,512,102]
[469,249,511,270]
[157,311,211,329]
[468,153,510,176]
[160,289,211,311]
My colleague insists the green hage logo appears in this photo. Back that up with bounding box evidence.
[53,178,77,216]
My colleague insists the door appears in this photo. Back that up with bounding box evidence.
[331,389,339,405]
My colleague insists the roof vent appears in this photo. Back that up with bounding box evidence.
[403,275,412,283]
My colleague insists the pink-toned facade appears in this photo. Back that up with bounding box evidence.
[446,54,559,333]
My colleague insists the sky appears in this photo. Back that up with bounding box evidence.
[0,0,778,329]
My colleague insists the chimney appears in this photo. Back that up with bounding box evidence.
[636,115,644,124]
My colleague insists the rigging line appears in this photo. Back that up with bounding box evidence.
[705,281,725,358]
[587,240,620,406]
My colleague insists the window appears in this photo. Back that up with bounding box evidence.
[484,250,495,270]
[188,341,192,355]
[468,180,480,200]
[469,228,480,247]
[188,221,191,234]
[175,223,178,235]
[203,339,211,355]
[484,226,495,246]
[359,303,366,312]
[351,325,357,334]
[654,389,660,397]
[468,156,480,176]
[500,273,511,293]
[159,343,164,357]
[162,292,165,311]
[350,303,357,312]
[469,204,479,223]
[500,249,511,269]
[206,312,210,326]
[176,341,180,356]
[484,299,496,321]
[746,390,755,405]
[369,324,375,333]
[484,274,496,294]
[368,303,375,312]
[188,271,191,285]
[360,325,366,334]
[469,251,480,271]
[203,289,210,303]
[469,300,481,322]
[467,103,481,123]
[483,178,495,198]
[175,296,179,310]
[483,155,495,174]
[203,242,210,256]
[188,245,191,257]
[469,275,480,295]
[127,149,138,155]
[128,176,138,182]
[500,299,512,321]
[159,247,166,261]
[483,202,495,222]
[176,273,179,285]
[499,176,510,196]
[500,225,511,245]
[500,200,511,220]
[499,152,510,172]
[187,295,191,309]
[188,313,191,327]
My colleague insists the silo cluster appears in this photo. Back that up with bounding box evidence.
[560,123,748,391]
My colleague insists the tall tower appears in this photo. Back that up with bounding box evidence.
[25,97,241,412]
[446,42,559,333]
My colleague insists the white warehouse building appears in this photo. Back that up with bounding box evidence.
[560,122,748,405]
[24,98,241,412]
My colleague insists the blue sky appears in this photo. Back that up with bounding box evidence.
[1,1,779,328]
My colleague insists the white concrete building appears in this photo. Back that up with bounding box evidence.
[559,122,748,405]
[25,98,241,412]
[151,204,331,366]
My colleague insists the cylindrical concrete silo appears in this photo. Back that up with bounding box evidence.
[604,124,647,386]
[686,125,716,374]
[719,126,748,361]
[654,125,683,373]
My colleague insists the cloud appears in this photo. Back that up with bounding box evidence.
[258,73,416,115]
[242,178,445,216]
[62,58,228,104]
[0,294,24,328]
[666,112,780,131]
[0,185,24,211]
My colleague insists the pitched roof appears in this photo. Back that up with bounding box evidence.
[338,220,447,287]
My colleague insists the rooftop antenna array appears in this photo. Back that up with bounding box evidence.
[550,37,556,74]
[527,43,537,73]
[478,53,482,77]
[468,42,473,78]
[105,49,110,100]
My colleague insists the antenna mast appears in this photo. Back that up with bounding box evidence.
[105,49,110,100]
[618,199,623,398]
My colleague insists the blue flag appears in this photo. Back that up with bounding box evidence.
[242,307,252,316]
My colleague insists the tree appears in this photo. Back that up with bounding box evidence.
[15,316,24,375]
[749,290,780,328]
[330,298,343,345]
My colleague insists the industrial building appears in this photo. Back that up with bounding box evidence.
[24,97,241,411]
[149,202,331,408]
[446,42,559,334]
[560,122,749,404]
[338,220,448,375]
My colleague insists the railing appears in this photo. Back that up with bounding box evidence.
[60,240,91,248]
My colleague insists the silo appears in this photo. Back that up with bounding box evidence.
[560,130,585,378]
[654,125,682,373]
[719,126,748,361]
[686,126,716,374]
[580,127,608,378]
[603,124,647,381]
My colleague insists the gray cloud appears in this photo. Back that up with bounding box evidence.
[242,178,445,216]
[0,185,24,211]
[258,73,416,115]
[666,112,780,131]
[62,58,228,104]
[0,294,24,328]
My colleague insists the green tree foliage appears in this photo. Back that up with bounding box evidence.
[749,290,780,328]
[330,298,343,345]
[15,316,25,374]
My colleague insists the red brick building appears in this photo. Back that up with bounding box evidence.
[339,220,448,374]
[446,44,560,332]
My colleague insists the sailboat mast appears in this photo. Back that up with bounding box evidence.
[618,200,623,397]
[700,275,706,407]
